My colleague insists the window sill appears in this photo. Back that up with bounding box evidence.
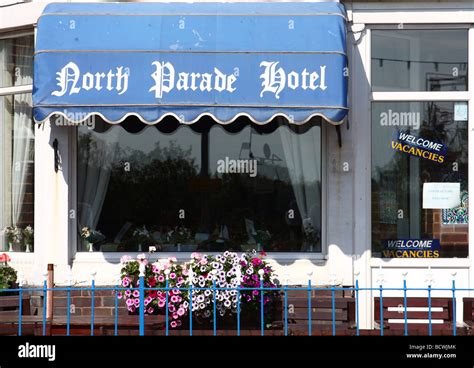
[73,251,327,264]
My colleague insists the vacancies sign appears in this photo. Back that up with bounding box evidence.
[382,239,441,258]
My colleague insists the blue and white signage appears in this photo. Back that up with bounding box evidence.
[33,3,348,124]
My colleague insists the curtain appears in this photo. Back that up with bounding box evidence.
[11,36,34,229]
[77,128,119,232]
[279,123,321,249]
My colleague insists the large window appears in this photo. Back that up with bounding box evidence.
[371,29,469,259]
[0,34,34,252]
[372,102,468,258]
[77,118,322,253]
[372,30,467,92]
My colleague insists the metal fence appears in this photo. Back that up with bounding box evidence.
[1,276,472,337]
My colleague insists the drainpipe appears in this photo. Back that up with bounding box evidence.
[47,264,54,319]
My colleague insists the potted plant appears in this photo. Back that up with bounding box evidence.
[23,225,34,253]
[0,253,17,291]
[80,227,105,252]
[2,226,21,252]
[132,226,161,252]
[165,225,192,251]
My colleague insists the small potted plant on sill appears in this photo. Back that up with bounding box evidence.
[23,225,34,253]
[2,226,21,252]
[81,227,105,252]
[132,226,161,252]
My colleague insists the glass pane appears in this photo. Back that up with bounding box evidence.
[0,35,34,88]
[77,118,322,252]
[0,93,35,252]
[372,30,468,92]
[372,101,468,258]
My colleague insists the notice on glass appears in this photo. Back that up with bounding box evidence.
[422,183,460,209]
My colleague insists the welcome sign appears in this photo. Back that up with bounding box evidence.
[33,3,348,124]
[382,239,441,258]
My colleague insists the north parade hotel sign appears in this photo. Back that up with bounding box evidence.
[48,58,329,102]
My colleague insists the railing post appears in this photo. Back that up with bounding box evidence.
[355,278,360,336]
[236,267,241,337]
[330,274,336,336]
[17,272,24,336]
[139,262,145,336]
[259,269,264,336]
[376,267,385,336]
[114,277,120,337]
[164,269,170,336]
[403,272,408,337]
[284,274,288,336]
[425,267,434,337]
[212,270,217,336]
[42,272,48,336]
[307,272,313,337]
[451,272,457,337]
[66,267,74,337]
[188,269,193,337]
[90,271,96,336]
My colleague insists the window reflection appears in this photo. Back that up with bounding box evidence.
[371,101,468,258]
[372,30,468,92]
[77,117,322,252]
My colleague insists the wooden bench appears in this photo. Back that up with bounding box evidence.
[0,294,51,335]
[463,298,474,327]
[374,297,454,334]
[49,315,168,336]
[275,291,356,335]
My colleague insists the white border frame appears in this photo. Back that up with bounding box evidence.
[69,120,329,263]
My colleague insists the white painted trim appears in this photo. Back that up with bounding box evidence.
[468,27,474,292]
[0,85,32,96]
[72,251,327,263]
[370,258,472,268]
[351,25,372,329]
[371,92,470,102]
[0,1,46,31]
[350,2,474,25]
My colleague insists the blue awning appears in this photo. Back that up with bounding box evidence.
[33,2,348,125]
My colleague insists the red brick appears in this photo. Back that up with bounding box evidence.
[71,297,93,307]
[101,296,118,307]
[441,233,468,243]
[82,307,113,316]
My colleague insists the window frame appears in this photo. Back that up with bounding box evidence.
[0,30,34,254]
[367,24,473,266]
[71,121,329,261]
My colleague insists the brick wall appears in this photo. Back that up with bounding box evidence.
[25,288,128,317]
[430,209,468,257]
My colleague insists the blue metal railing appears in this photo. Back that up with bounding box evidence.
[1,279,472,336]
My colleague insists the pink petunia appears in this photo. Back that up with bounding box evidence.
[157,275,165,282]
[147,307,154,314]
[170,321,177,328]
[172,313,179,320]
[191,252,201,259]
[177,308,185,316]
[122,278,130,287]
[169,273,176,280]
[133,290,140,298]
